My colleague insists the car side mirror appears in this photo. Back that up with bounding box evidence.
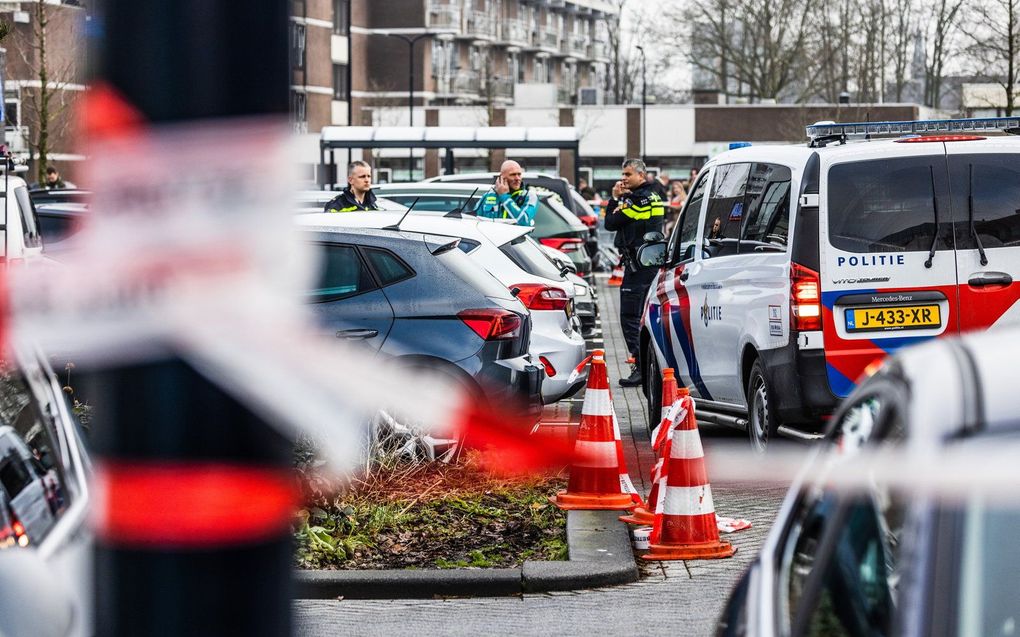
[643,231,665,243]
[637,241,667,267]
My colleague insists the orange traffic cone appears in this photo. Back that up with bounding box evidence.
[642,397,735,560]
[550,350,639,511]
[608,259,624,286]
[620,380,690,525]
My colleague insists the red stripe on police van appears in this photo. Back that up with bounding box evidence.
[94,462,298,548]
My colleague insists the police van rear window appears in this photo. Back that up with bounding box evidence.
[827,157,939,254]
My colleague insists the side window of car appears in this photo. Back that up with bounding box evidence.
[949,154,1020,249]
[363,247,415,286]
[702,163,750,258]
[309,244,378,302]
[739,163,792,253]
[14,187,42,249]
[781,387,908,637]
[0,369,70,549]
[668,169,710,265]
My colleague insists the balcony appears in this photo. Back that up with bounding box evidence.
[435,71,482,95]
[535,29,559,51]
[568,35,590,58]
[502,19,529,46]
[465,10,498,39]
[486,78,514,100]
[591,40,610,61]
[427,3,461,30]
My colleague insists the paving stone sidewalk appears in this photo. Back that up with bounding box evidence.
[294,275,789,637]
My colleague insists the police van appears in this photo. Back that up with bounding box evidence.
[637,117,1020,450]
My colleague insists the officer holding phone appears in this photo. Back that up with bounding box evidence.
[477,160,538,227]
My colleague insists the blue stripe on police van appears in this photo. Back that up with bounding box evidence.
[826,363,856,398]
[648,304,680,373]
[665,301,713,400]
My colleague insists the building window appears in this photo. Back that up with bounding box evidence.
[333,0,349,34]
[534,58,547,83]
[291,91,307,124]
[333,64,348,100]
[290,23,307,70]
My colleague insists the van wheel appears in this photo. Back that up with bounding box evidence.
[746,358,778,453]
[645,343,662,437]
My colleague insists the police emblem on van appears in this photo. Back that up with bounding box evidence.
[701,296,722,327]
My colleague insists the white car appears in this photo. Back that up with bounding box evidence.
[298,211,588,403]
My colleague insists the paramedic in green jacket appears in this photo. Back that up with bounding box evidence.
[476,160,538,226]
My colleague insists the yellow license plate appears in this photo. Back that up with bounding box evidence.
[845,305,941,332]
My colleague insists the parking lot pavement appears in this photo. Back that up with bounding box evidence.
[293,275,788,637]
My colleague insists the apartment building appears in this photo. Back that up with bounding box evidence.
[291,0,352,133]
[350,0,616,125]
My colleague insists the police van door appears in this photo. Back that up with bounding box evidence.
[946,139,1020,333]
[654,168,711,398]
[820,146,956,399]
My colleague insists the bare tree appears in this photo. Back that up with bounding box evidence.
[963,0,1019,114]
[925,0,965,108]
[12,1,80,185]
[890,0,919,101]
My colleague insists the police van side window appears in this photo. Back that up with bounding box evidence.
[827,157,940,254]
[739,163,791,253]
[948,154,1020,249]
[668,169,709,264]
[702,163,750,258]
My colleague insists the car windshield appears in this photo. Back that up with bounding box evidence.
[501,235,565,281]
[375,193,477,214]
[37,213,79,243]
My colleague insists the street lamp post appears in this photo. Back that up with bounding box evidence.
[636,45,646,159]
[384,32,432,181]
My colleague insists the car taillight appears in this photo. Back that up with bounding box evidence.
[791,263,822,331]
[12,520,28,547]
[511,283,569,311]
[458,309,522,341]
[539,356,556,377]
[540,237,584,253]
[578,215,598,227]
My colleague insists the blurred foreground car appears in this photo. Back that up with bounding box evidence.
[303,211,587,403]
[717,327,1020,637]
[0,347,92,637]
[372,182,594,284]
[296,220,543,422]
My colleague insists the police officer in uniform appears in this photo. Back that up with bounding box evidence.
[324,160,380,213]
[604,158,664,387]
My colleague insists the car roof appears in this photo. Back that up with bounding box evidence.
[296,211,531,245]
[423,171,567,182]
[295,218,456,249]
[706,135,1020,171]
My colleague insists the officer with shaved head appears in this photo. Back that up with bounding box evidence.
[476,160,538,227]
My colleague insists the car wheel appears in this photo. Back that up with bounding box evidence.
[746,358,779,453]
[645,341,662,437]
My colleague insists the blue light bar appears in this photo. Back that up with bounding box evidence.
[805,117,1020,141]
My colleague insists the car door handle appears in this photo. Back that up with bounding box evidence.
[678,270,690,282]
[968,272,1013,287]
[336,329,379,340]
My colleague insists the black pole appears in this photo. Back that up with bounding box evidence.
[409,38,415,181]
[89,1,293,636]
[637,46,647,159]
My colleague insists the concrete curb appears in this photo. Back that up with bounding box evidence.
[294,509,638,599]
